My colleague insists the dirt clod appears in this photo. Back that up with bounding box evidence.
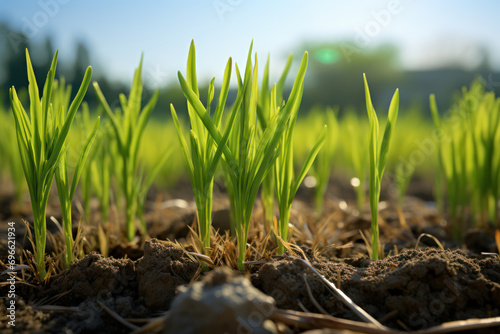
[46,252,136,305]
[136,239,198,310]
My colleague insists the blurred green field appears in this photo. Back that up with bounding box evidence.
[0,86,462,205]
[1,73,498,242]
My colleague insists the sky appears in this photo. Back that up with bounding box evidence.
[1,0,500,87]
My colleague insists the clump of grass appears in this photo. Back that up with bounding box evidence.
[461,81,500,226]
[79,106,114,225]
[430,93,469,237]
[78,103,98,223]
[363,74,399,260]
[430,78,500,233]
[171,41,243,253]
[273,95,326,254]
[93,56,159,241]
[9,49,92,279]
[52,78,100,268]
[257,54,293,229]
[78,103,92,224]
[179,42,309,270]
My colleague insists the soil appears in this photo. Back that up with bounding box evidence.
[0,177,499,333]
[254,248,500,331]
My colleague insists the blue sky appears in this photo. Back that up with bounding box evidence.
[1,0,499,86]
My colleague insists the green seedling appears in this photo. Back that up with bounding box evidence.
[273,94,327,254]
[93,56,159,241]
[431,79,500,233]
[430,94,469,237]
[9,49,92,279]
[83,115,113,224]
[467,86,500,226]
[429,94,446,214]
[257,54,293,228]
[78,103,97,223]
[364,74,399,260]
[177,41,309,270]
[171,40,243,253]
[52,79,100,268]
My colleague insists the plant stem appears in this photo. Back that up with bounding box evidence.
[261,175,274,232]
[33,207,47,279]
[370,197,379,260]
[126,197,136,241]
[278,207,290,254]
[61,200,74,267]
[235,199,246,271]
[196,181,213,251]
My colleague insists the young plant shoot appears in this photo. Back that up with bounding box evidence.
[79,107,113,225]
[79,103,94,224]
[273,92,327,254]
[171,40,243,253]
[430,80,500,232]
[363,74,399,260]
[429,94,446,214]
[9,50,92,279]
[257,54,293,229]
[177,42,309,270]
[91,121,113,223]
[93,56,159,241]
[52,79,100,268]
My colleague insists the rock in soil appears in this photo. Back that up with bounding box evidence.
[163,267,277,334]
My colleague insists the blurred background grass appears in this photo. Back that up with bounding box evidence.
[0,1,499,197]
